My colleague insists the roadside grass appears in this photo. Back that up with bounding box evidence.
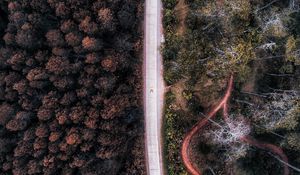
[162,91,189,175]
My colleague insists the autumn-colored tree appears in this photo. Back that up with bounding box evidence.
[46,30,65,47]
[0,0,144,174]
[79,16,98,35]
[82,36,103,51]
[65,32,83,47]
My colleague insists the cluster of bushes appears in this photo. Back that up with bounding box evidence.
[162,0,300,174]
[0,0,145,174]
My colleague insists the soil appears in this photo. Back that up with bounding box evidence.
[174,0,189,36]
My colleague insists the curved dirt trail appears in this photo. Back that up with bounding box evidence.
[181,76,234,175]
[240,136,289,175]
[181,75,289,175]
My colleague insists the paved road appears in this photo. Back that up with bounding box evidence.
[144,0,164,174]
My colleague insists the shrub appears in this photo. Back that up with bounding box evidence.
[285,133,300,151]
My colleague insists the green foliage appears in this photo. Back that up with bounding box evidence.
[286,36,297,56]
[163,92,188,175]
[182,90,192,101]
[274,101,300,131]
[202,38,256,82]
[162,2,190,172]
[164,61,181,85]
[288,11,300,36]
[279,64,294,74]
[162,33,182,61]
[285,133,300,151]
[166,91,176,105]
[163,9,178,29]
[162,0,179,9]
[225,39,255,77]
[285,36,300,65]
[227,0,251,21]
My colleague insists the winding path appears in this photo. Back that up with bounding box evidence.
[144,0,164,174]
[181,75,289,175]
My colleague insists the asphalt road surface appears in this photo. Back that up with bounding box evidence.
[144,0,164,174]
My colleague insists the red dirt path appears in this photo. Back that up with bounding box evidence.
[181,75,289,175]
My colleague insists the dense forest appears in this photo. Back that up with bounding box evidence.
[162,0,300,174]
[0,0,145,174]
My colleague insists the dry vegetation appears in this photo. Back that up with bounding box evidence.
[0,0,145,174]
[174,0,189,36]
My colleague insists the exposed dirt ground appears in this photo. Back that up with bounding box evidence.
[174,0,189,36]
[170,79,189,111]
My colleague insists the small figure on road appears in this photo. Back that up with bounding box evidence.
[150,88,154,93]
